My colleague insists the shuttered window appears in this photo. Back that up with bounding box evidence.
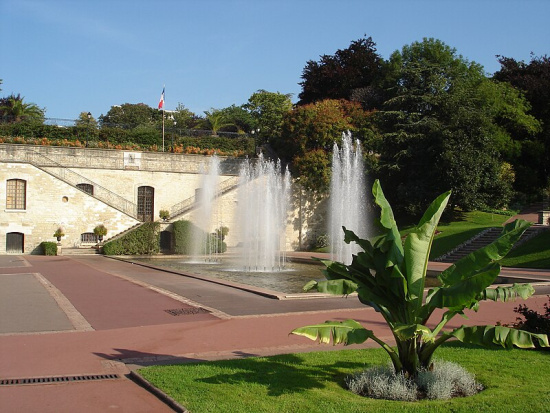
[6,179,26,210]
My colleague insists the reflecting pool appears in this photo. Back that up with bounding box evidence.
[130,257,326,294]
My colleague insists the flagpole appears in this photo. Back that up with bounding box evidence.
[159,85,165,152]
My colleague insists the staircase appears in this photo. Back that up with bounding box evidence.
[169,176,240,219]
[61,247,100,256]
[435,225,546,263]
[2,148,138,219]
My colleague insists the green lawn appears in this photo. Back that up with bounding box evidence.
[501,230,550,269]
[314,210,548,268]
[429,211,510,259]
[139,343,550,413]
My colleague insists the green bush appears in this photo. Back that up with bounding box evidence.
[513,297,550,350]
[0,121,255,155]
[41,241,58,256]
[172,220,195,254]
[102,222,160,255]
[178,136,254,154]
[172,220,226,254]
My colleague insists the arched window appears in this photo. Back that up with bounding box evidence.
[137,186,154,222]
[76,183,94,195]
[6,179,26,210]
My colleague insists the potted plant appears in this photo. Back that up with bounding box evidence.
[93,224,108,242]
[53,227,65,242]
[159,209,170,222]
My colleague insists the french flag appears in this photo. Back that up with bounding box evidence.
[158,86,165,109]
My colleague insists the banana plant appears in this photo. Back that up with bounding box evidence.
[291,179,549,378]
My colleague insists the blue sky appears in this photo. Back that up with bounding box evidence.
[2,0,549,121]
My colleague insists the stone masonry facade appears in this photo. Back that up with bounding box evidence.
[0,144,324,254]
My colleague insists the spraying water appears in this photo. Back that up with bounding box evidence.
[189,155,221,261]
[329,131,369,265]
[236,154,291,272]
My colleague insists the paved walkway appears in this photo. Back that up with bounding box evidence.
[0,254,549,412]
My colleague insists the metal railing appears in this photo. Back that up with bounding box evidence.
[1,148,138,218]
[169,176,240,218]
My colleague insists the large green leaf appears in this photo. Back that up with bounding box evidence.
[303,279,358,295]
[480,283,535,302]
[404,190,450,309]
[393,323,435,342]
[372,180,403,268]
[450,324,550,349]
[343,227,374,256]
[439,220,531,287]
[426,263,501,310]
[290,319,372,345]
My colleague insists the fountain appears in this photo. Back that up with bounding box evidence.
[236,154,291,272]
[329,131,370,265]
[189,155,221,261]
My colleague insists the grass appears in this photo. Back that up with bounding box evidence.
[314,210,548,269]
[139,343,550,413]
[428,211,510,259]
[501,230,550,269]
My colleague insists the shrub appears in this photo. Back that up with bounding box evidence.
[102,222,160,255]
[346,361,482,401]
[172,220,226,254]
[41,241,58,256]
[172,220,196,254]
[514,296,550,350]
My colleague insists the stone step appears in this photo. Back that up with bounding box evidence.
[436,225,546,263]
[60,247,100,256]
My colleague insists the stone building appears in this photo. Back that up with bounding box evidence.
[0,144,323,254]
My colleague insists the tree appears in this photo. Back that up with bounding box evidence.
[244,90,293,143]
[298,36,384,109]
[75,111,98,128]
[99,103,157,129]
[493,54,550,194]
[292,180,549,380]
[173,103,199,129]
[218,105,254,134]
[278,99,377,192]
[74,112,99,145]
[203,108,234,135]
[0,94,45,123]
[376,38,532,215]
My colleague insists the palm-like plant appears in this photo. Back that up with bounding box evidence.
[203,109,234,135]
[292,180,549,378]
[0,94,44,123]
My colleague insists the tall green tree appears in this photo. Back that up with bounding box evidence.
[218,104,254,134]
[0,94,45,123]
[244,90,293,143]
[279,99,377,192]
[376,38,532,215]
[493,54,550,194]
[298,36,384,109]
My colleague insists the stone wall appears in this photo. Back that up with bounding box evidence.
[0,144,326,254]
[0,163,139,253]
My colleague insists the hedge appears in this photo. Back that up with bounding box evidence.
[41,241,58,256]
[102,222,160,255]
[172,220,226,255]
